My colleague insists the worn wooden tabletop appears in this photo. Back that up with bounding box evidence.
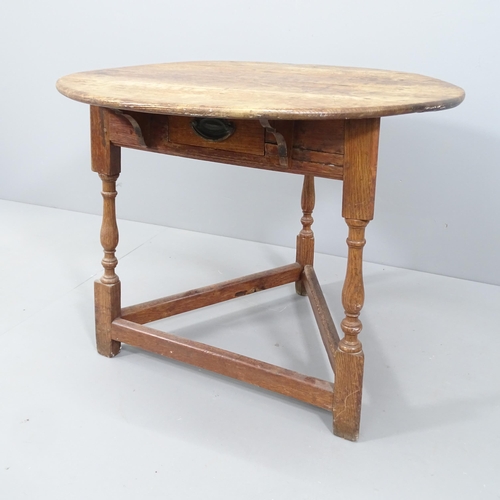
[56,61,464,120]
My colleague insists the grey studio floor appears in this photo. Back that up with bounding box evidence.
[1,199,499,500]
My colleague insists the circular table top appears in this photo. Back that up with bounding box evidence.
[56,61,465,120]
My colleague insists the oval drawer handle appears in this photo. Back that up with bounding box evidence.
[191,118,235,142]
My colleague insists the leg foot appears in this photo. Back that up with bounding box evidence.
[333,349,364,440]
[95,280,121,357]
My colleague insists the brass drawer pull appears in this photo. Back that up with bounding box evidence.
[191,118,235,141]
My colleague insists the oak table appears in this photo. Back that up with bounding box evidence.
[57,62,464,441]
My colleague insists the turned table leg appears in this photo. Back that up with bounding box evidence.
[333,118,380,440]
[90,106,122,357]
[333,219,368,439]
[94,173,121,357]
[296,175,315,295]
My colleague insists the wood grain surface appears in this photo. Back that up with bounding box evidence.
[57,61,464,119]
[302,265,340,369]
[342,118,380,220]
[120,263,302,325]
[111,318,334,410]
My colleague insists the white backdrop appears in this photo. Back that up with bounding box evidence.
[1,0,499,285]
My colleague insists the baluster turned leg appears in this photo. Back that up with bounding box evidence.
[295,175,315,295]
[90,106,122,358]
[332,117,380,440]
[332,218,368,440]
[94,173,121,357]
[99,174,120,286]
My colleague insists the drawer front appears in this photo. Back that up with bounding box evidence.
[168,116,265,155]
